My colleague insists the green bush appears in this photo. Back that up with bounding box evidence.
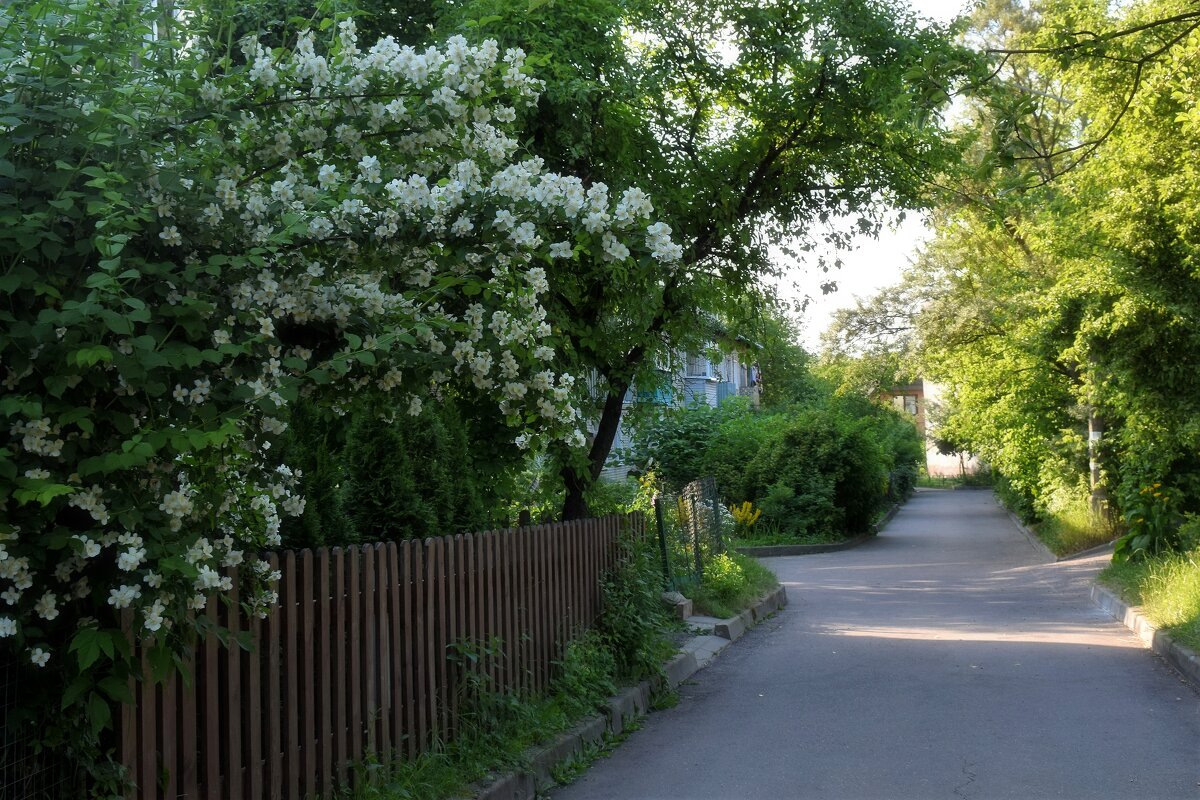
[282,400,496,546]
[745,410,886,536]
[595,535,674,682]
[636,395,923,539]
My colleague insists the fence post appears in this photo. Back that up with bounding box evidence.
[709,491,724,554]
[653,494,672,590]
[688,493,703,581]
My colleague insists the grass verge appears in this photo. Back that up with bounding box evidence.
[340,537,676,799]
[1032,503,1116,556]
[689,552,779,619]
[729,529,846,548]
[1099,549,1200,653]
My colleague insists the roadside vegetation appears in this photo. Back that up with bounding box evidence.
[344,539,675,800]
[1100,519,1200,652]
[634,391,923,544]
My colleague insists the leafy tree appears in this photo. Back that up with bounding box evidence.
[414,0,978,517]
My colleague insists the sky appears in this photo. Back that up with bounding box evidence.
[783,0,971,351]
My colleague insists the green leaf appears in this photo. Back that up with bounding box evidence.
[87,692,112,735]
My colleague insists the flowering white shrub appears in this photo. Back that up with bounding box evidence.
[0,1,679,783]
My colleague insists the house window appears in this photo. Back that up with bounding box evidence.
[686,353,710,378]
[903,395,918,415]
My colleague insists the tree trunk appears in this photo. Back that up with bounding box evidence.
[561,383,630,520]
[1088,410,1109,517]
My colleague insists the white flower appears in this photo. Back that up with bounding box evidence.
[33,592,58,621]
[0,617,15,637]
[29,647,50,667]
[317,164,341,189]
[107,584,142,609]
[159,225,183,247]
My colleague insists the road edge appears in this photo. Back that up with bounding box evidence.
[734,497,904,558]
[473,586,788,799]
[1091,583,1200,687]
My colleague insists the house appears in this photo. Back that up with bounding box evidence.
[879,379,979,478]
[598,340,760,481]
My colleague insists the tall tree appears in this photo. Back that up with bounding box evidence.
[417,0,977,516]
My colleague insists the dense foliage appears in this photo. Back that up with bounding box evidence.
[636,384,922,539]
[0,0,682,785]
[825,0,1200,558]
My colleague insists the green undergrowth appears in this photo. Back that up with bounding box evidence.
[730,529,846,548]
[689,552,779,619]
[340,538,674,799]
[1031,502,1117,556]
[1100,548,1200,653]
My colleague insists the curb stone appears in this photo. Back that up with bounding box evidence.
[1003,506,1118,564]
[1003,508,1058,563]
[1091,583,1200,688]
[735,533,872,558]
[472,585,787,799]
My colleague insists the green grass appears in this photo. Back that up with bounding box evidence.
[730,529,845,548]
[689,552,779,619]
[1100,549,1200,653]
[1031,503,1116,556]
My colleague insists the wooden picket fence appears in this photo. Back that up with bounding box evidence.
[118,514,641,799]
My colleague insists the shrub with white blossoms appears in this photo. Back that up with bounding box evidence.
[0,0,680,785]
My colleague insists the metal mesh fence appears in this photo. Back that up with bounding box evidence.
[652,476,728,592]
[1,654,81,800]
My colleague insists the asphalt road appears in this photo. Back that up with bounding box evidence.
[553,489,1200,800]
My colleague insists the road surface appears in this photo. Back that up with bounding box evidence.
[554,489,1200,799]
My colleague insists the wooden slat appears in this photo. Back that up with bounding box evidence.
[318,547,333,795]
[436,536,449,736]
[300,549,317,797]
[226,578,243,800]
[374,543,391,755]
[266,553,283,800]
[349,546,363,762]
[483,532,497,690]
[424,538,439,740]
[413,540,429,753]
[400,541,418,758]
[203,598,220,800]
[362,544,378,755]
[141,669,158,800]
[163,674,177,799]
[247,607,262,800]
[455,534,468,720]
[444,536,457,736]
[179,649,198,799]
[538,525,551,691]
[332,548,348,782]
[463,533,478,697]
[283,551,299,800]
[388,542,403,759]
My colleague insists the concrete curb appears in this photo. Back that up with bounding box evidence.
[735,534,871,558]
[1004,508,1058,563]
[871,500,903,534]
[472,585,788,799]
[1003,506,1118,564]
[1091,584,1200,688]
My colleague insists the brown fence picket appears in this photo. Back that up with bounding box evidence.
[116,514,645,798]
[299,550,316,797]
[226,577,243,800]
[348,547,363,763]
[318,547,333,795]
[202,600,220,800]
[266,552,283,800]
[282,550,299,800]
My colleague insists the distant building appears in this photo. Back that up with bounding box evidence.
[879,379,979,478]
[597,339,760,481]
